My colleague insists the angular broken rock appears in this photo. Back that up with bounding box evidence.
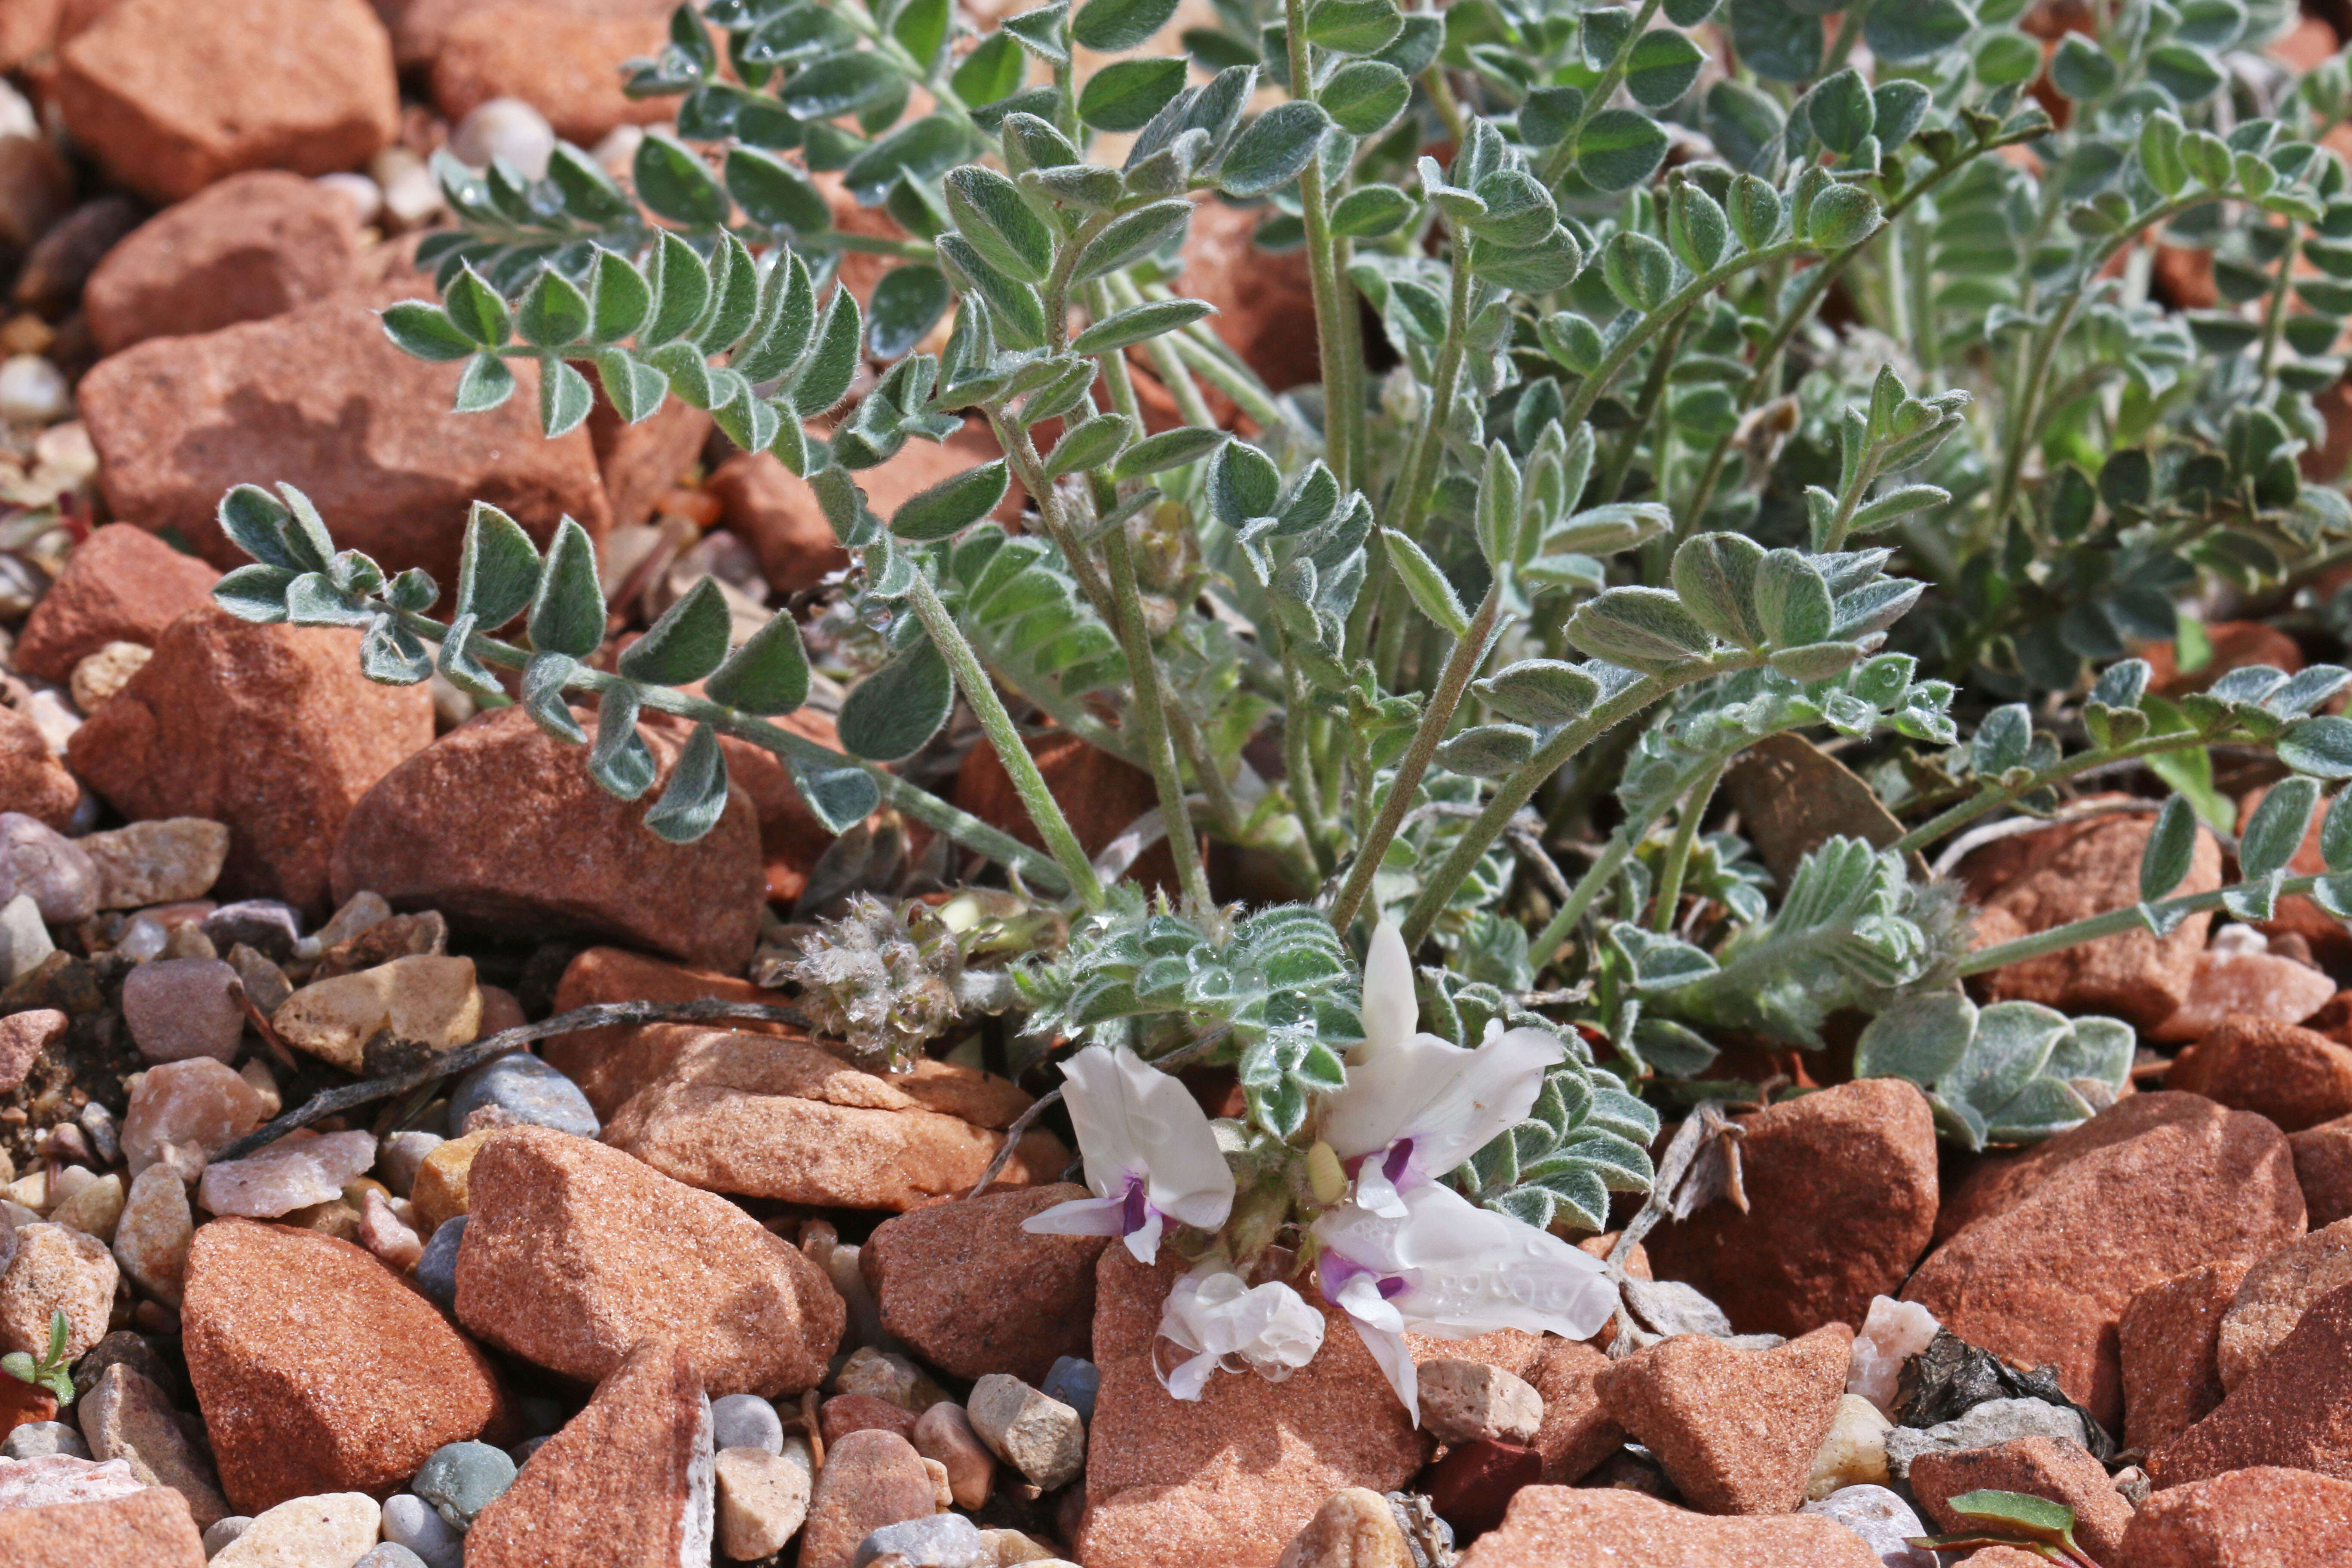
[78,1362,231,1530]
[122,1057,267,1176]
[0,1485,206,1566]
[0,1223,116,1360]
[182,1218,512,1513]
[2166,1016,2352,1133]
[1415,1359,1544,1447]
[1450,1486,1883,1568]
[196,1130,377,1220]
[272,955,483,1073]
[1593,1324,1853,1514]
[542,946,798,1118]
[0,814,98,923]
[602,1030,1067,1210]
[453,1126,842,1396]
[1882,1398,2092,1480]
[2150,1276,2352,1486]
[1908,1436,2133,1563]
[2121,1259,2254,1452]
[2217,1217,2352,1390]
[12,525,218,685]
[75,819,229,910]
[113,1163,194,1308]
[862,1185,1107,1384]
[714,1442,809,1562]
[209,1491,381,1568]
[967,1374,1084,1491]
[0,1452,146,1507]
[1902,1092,2306,1430]
[466,1342,711,1568]
[2121,1465,2352,1565]
[1527,1338,1623,1486]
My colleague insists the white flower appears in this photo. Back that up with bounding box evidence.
[1154,1264,1327,1400]
[1021,1044,1236,1262]
[1312,1181,1618,1417]
[1324,920,1564,1217]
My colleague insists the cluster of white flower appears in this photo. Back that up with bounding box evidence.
[1024,921,1620,1418]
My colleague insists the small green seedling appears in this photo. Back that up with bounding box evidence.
[1909,1489,2101,1566]
[1,1311,77,1407]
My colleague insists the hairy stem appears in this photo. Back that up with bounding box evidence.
[1283,0,1363,491]
[1957,872,2328,976]
[1103,519,1214,908]
[1329,576,1506,932]
[1650,757,1725,932]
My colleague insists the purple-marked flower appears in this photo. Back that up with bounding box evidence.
[1154,1263,1326,1400]
[1312,1181,1617,1417]
[1323,921,1564,1217]
[1021,1044,1235,1262]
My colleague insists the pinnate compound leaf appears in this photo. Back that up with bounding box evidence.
[1045,413,1136,475]
[1072,0,1180,51]
[2280,715,2352,779]
[456,502,541,629]
[1670,532,1765,646]
[945,165,1054,283]
[212,564,296,624]
[1577,109,1669,192]
[727,146,830,231]
[2140,796,2199,900]
[528,518,606,658]
[454,352,516,413]
[706,610,812,716]
[619,576,732,685]
[1753,549,1832,646]
[867,266,951,360]
[1855,990,1977,1083]
[518,268,591,347]
[635,130,732,226]
[1473,659,1599,726]
[538,357,594,438]
[443,266,511,346]
[838,636,956,761]
[644,721,732,842]
[1078,57,1185,131]
[1565,587,1715,671]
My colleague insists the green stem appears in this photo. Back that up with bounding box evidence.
[1888,727,2224,856]
[1385,234,1476,541]
[1648,757,1724,932]
[1329,577,1505,933]
[1398,651,1767,947]
[1528,827,1638,967]
[1283,0,1362,491]
[1285,658,1334,875]
[1957,871,2327,976]
[1536,0,1666,190]
[1103,520,1214,908]
[2256,221,2302,391]
[399,609,1074,894]
[903,572,1105,906]
[1563,240,1809,438]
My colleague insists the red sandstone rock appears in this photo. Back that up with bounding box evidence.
[84,173,362,355]
[2293,1113,2352,1226]
[2119,1259,2254,1452]
[53,0,397,203]
[1452,1486,1882,1568]
[1962,808,2222,1029]
[66,606,433,917]
[330,705,765,973]
[0,703,76,830]
[0,1486,206,1567]
[1641,1078,1937,1338]
[601,1029,1064,1210]
[821,1392,917,1445]
[1527,1338,1623,1486]
[2143,622,2306,697]
[79,285,609,593]
[431,1,672,144]
[1592,1325,1851,1515]
[463,1339,712,1568]
[861,1185,1108,1384]
[589,394,711,532]
[1909,1436,2133,1563]
[1078,1250,1425,1568]
[797,1428,934,1568]
[2150,1278,2352,1487]
[453,1125,842,1396]
[543,946,796,1118]
[2121,1465,2352,1565]
[957,728,1182,897]
[2218,1219,2352,1391]
[181,1219,511,1513]
[1905,1092,2306,1430]
[2167,1016,2352,1132]
[13,525,217,683]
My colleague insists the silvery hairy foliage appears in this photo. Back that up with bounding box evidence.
[205,0,2352,1267]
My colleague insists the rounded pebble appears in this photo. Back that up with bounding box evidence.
[412,1439,516,1529]
[449,97,554,180]
[447,1052,598,1139]
[380,1492,462,1568]
[509,1434,551,1467]
[0,355,66,423]
[712,1392,785,1455]
[356,1547,429,1568]
[120,957,245,1065]
[415,1215,465,1307]
[1,1420,89,1460]
[1041,1355,1099,1425]
[200,1515,253,1555]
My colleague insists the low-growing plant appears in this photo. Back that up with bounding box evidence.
[208,0,2352,1403]
[3,1311,77,1407]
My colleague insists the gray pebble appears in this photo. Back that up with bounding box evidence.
[510,1434,551,1467]
[77,1101,118,1166]
[200,1516,253,1556]
[1040,1356,1098,1425]
[378,1130,445,1200]
[356,1546,431,1568]
[1,1420,89,1460]
[381,1492,463,1568]
[711,1392,784,1455]
[201,900,301,963]
[416,1215,466,1307]
[1802,1485,1936,1568]
[853,1513,989,1568]
[1882,1397,2088,1479]
[448,1052,598,1139]
[413,1439,516,1530]
[0,891,51,982]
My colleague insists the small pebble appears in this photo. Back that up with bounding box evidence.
[197,1130,377,1219]
[853,1512,987,1568]
[0,812,97,923]
[716,1443,812,1562]
[712,1391,785,1455]
[1801,1484,1935,1568]
[371,147,441,230]
[1808,1393,1894,1500]
[355,1546,429,1568]
[837,1345,923,1410]
[412,1439,516,1530]
[315,172,382,225]
[913,1401,993,1510]
[1,1421,89,1460]
[202,901,300,963]
[67,642,147,712]
[967,1374,1084,1491]
[415,1216,465,1306]
[381,1491,462,1568]
[0,891,51,981]
[450,97,554,179]
[446,1052,597,1139]
[0,355,66,423]
[1039,1357,1097,1426]
[77,1102,117,1166]
[120,956,245,1064]
[377,1130,443,1198]
[200,1516,253,1555]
